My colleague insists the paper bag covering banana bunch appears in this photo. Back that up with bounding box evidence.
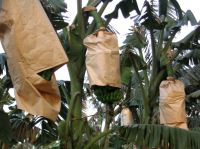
[83,28,122,104]
[0,0,68,121]
[159,77,188,129]
[121,107,133,126]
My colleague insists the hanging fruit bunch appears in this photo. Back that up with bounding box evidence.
[93,86,123,104]
[83,6,122,104]
[159,48,188,129]
[120,106,133,126]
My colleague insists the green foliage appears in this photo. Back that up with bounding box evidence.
[38,69,53,81]
[121,67,132,85]
[100,0,113,3]
[94,86,123,104]
[42,140,63,149]
[83,130,113,149]
[173,26,200,50]
[59,27,85,60]
[182,64,200,84]
[58,80,71,119]
[109,134,126,149]
[35,118,58,146]
[44,0,67,13]
[0,111,12,143]
[120,48,147,71]
[1,0,200,148]
[119,124,200,149]
[40,0,68,30]
[181,10,197,26]
[170,0,183,19]
[122,28,147,49]
[10,114,38,144]
[0,53,7,75]
[139,1,167,30]
[129,82,143,106]
[159,0,168,17]
[0,79,14,106]
[178,50,200,66]
[158,0,184,20]
[105,0,140,19]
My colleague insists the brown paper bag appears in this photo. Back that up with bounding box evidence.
[83,30,121,88]
[159,78,188,129]
[0,0,68,121]
[121,107,133,126]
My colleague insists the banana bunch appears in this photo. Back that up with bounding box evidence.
[38,69,53,81]
[93,86,123,104]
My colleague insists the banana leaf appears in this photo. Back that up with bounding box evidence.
[159,0,168,17]
[40,0,68,30]
[173,26,200,49]
[105,0,140,19]
[0,111,12,143]
[119,124,200,149]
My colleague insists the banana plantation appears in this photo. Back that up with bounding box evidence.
[1,0,200,148]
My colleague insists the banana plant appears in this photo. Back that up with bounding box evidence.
[2,0,200,148]
[59,0,200,148]
[121,0,200,123]
[115,0,200,148]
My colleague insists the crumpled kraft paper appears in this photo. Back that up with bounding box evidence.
[121,107,133,126]
[0,0,68,121]
[83,30,121,88]
[159,79,187,129]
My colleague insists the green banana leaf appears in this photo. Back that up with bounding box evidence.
[119,124,200,149]
[105,0,140,19]
[0,111,12,143]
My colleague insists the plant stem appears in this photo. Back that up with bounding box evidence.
[89,10,104,29]
[64,91,80,148]
[77,0,85,39]
[162,29,179,54]
[150,29,158,85]
[86,1,109,35]
[148,69,166,108]
[157,29,164,58]
[102,105,113,148]
[157,16,165,58]
[134,65,149,123]
[138,48,149,88]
